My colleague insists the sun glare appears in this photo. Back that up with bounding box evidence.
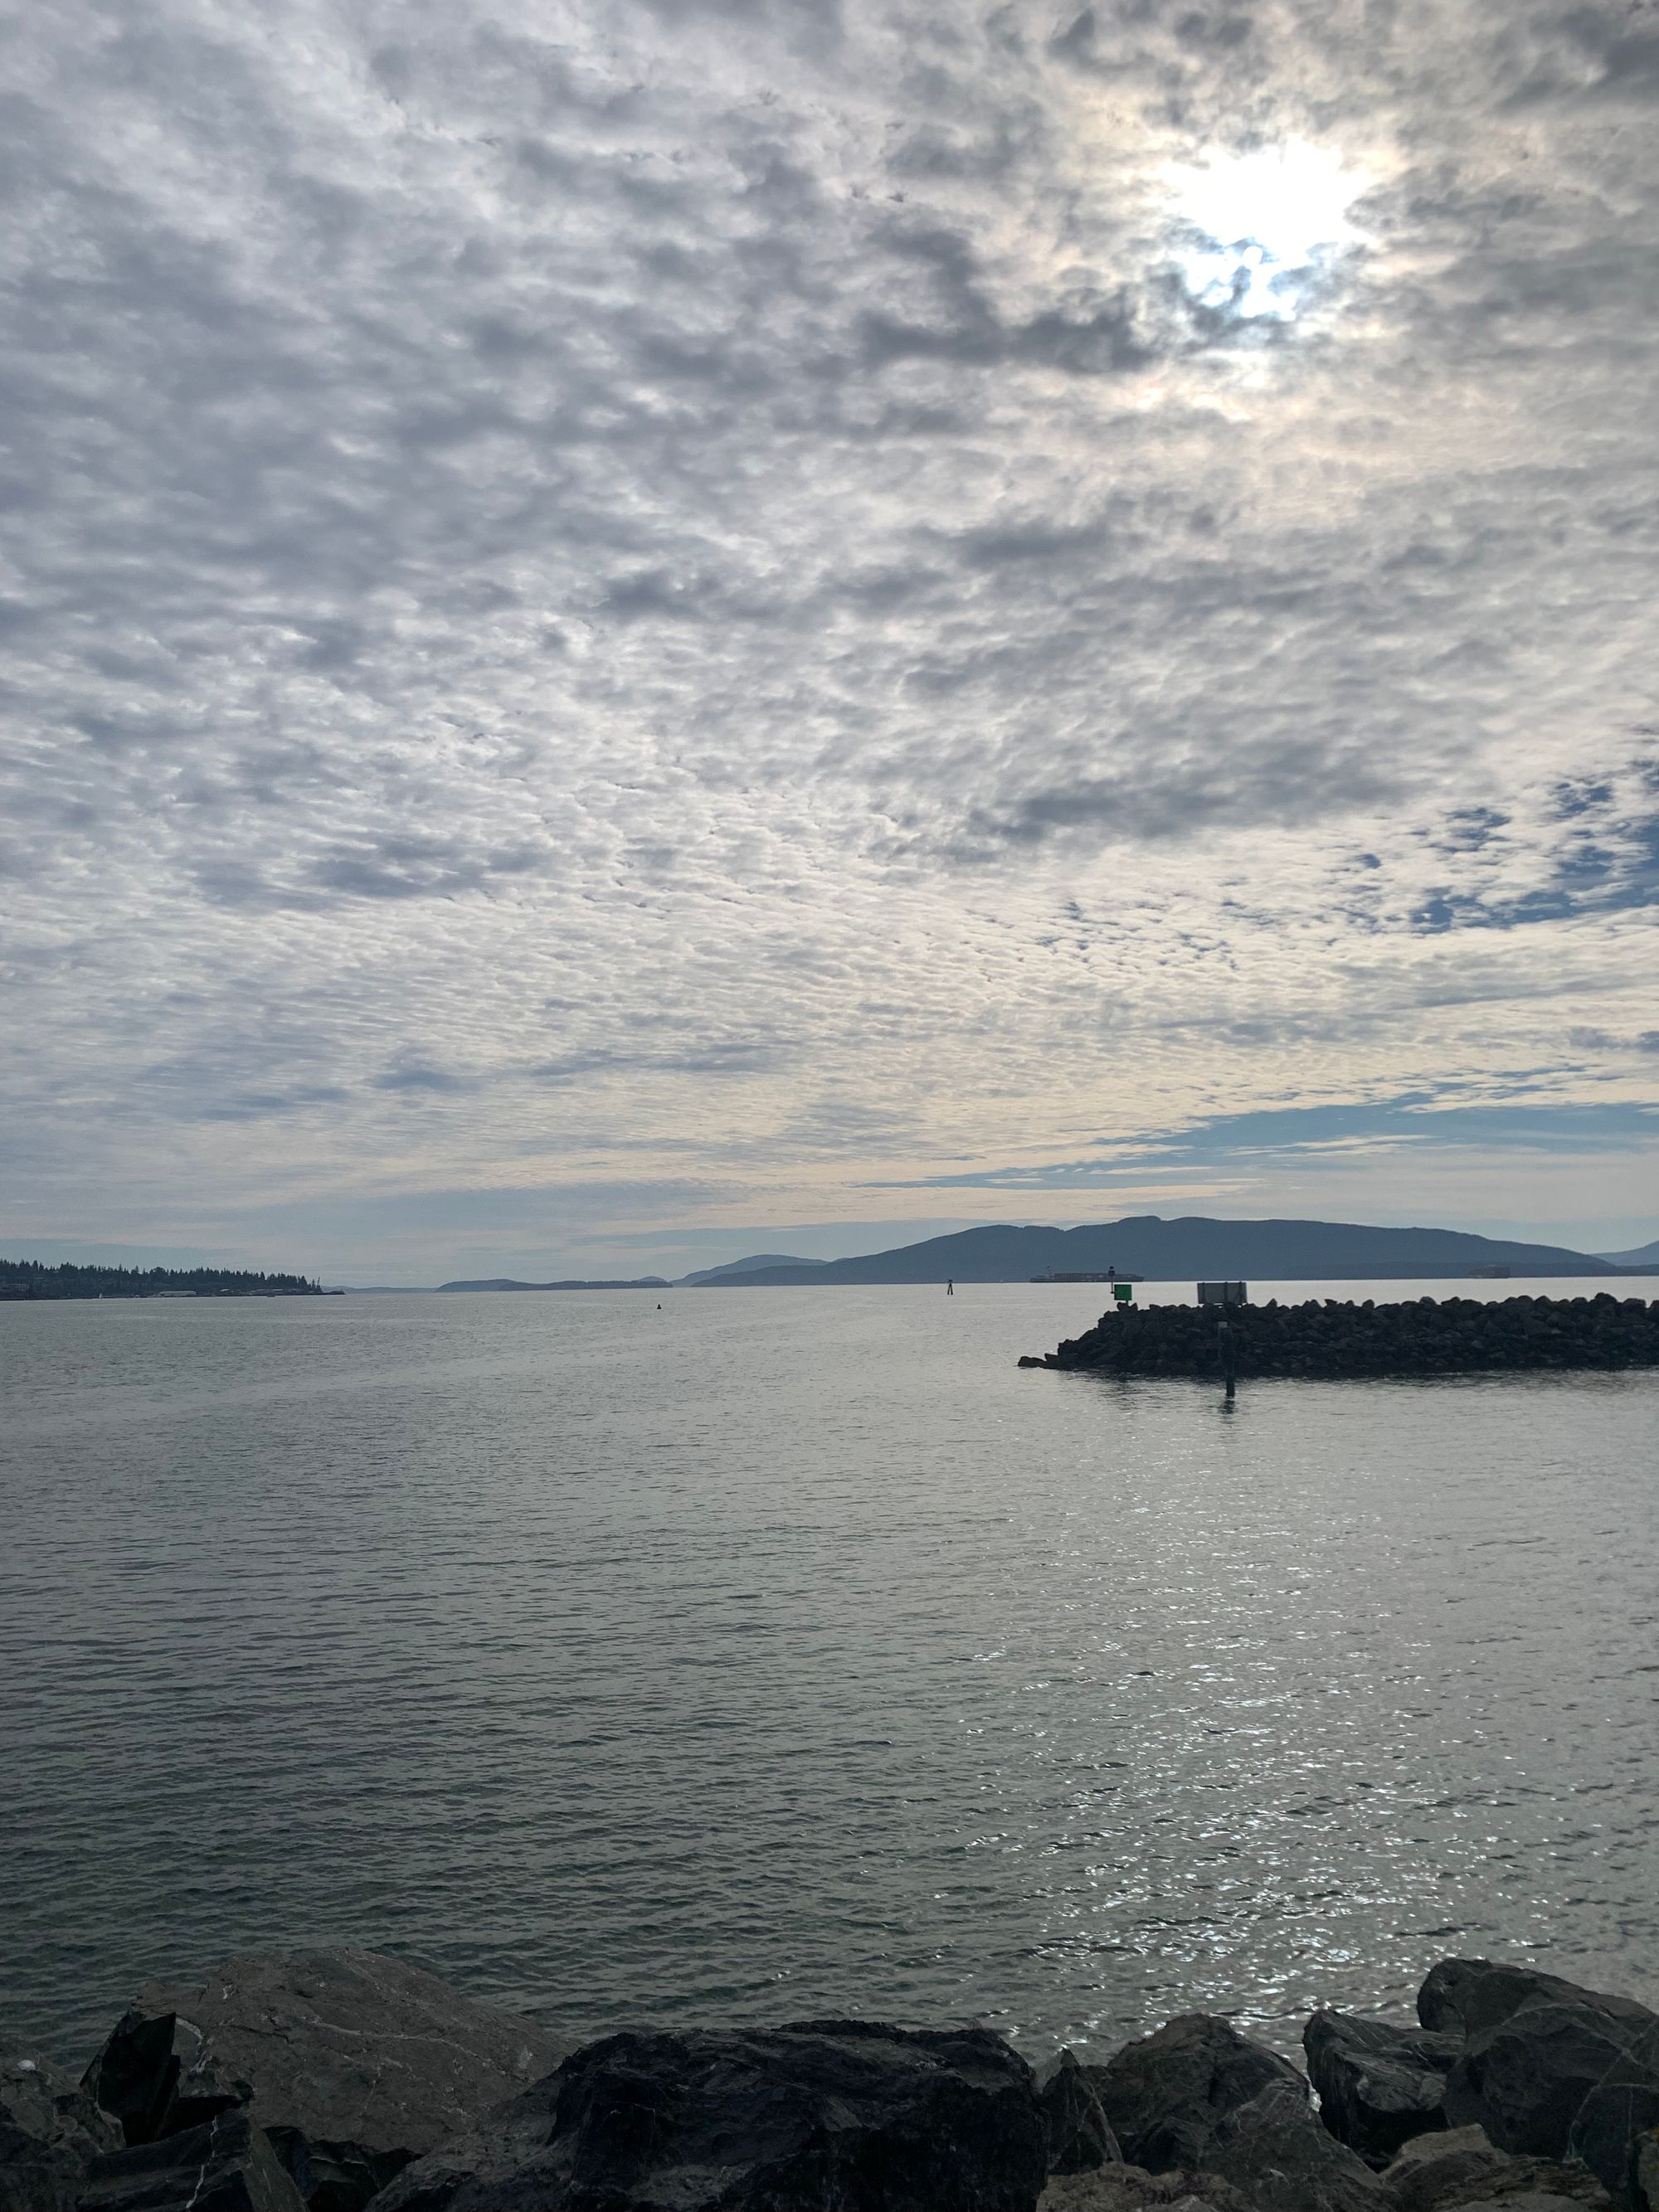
[1166,142,1365,323]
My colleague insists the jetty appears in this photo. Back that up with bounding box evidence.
[1019,1290,1659,1379]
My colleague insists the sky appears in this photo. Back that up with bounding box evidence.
[3,0,1658,1283]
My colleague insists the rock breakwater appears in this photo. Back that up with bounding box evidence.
[5,1951,1657,2212]
[1018,1294,1659,1380]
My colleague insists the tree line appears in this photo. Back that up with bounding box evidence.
[0,1258,322,1300]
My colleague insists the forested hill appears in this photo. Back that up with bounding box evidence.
[1,1258,324,1300]
[699,1214,1611,1285]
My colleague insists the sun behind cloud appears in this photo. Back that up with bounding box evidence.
[1165,142,1369,322]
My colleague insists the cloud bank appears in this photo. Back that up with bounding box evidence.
[3,0,1657,1273]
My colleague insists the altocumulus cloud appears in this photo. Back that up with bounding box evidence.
[2,0,1657,1271]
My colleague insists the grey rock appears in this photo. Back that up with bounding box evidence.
[372,2019,1047,2212]
[1631,2131,1658,2212]
[1379,2122,1610,2212]
[1436,2200,1611,2212]
[82,2015,249,2150]
[1443,2005,1656,2176]
[1418,1969,1652,2049]
[1380,2126,1503,2212]
[78,2112,305,2212]
[1633,2131,1658,2212]
[360,2081,564,2212]
[80,1953,567,2212]
[1415,1962,1659,2204]
[1087,2017,1303,2174]
[2,2034,123,2212]
[1202,2080,1384,2212]
[1566,2029,1659,2209]
[1304,2012,1459,2164]
[1039,2053,1121,2175]
[1039,2168,1254,2212]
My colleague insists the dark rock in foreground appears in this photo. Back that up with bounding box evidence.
[1058,1971,1656,2212]
[1426,1964,1659,2205]
[2,2035,121,2212]
[1039,2165,1257,2210]
[1019,1294,1659,1381]
[1446,1997,1638,2155]
[1202,2081,1383,2212]
[1086,2015,1304,2175]
[1039,2052,1121,2176]
[80,1955,567,2212]
[1304,2012,1460,2164]
[1418,1966,1656,2049]
[1633,2128,1658,2212]
[14,1947,1658,2212]
[351,2078,560,2212]
[1377,2122,1612,2210]
[377,2020,1048,2212]
[79,2113,304,2212]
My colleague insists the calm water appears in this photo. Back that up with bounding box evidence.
[3,1281,1657,2068]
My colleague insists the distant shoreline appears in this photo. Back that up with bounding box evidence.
[0,1286,336,1301]
[1,1258,328,1302]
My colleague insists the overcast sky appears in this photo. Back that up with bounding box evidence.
[4,0,1657,1281]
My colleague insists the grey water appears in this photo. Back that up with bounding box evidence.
[3,1280,1657,2068]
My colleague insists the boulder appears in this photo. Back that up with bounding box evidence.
[1632,2129,1657,2212]
[369,2019,1047,2212]
[1434,2198,1616,2212]
[1086,2016,1304,2174]
[1437,1989,1658,2199]
[2,2034,122,2212]
[80,1954,567,2212]
[1039,2168,1255,2212]
[82,2016,248,2150]
[1039,2053,1121,2175]
[1566,2029,1659,2208]
[1201,2080,1384,2212]
[358,2079,564,2212]
[1418,1968,1652,2049]
[1379,2122,1611,2212]
[1443,2005,1625,2163]
[77,2112,305,2212]
[1304,2012,1459,2163]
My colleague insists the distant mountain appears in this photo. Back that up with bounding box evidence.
[695,1215,1612,1286]
[437,1276,669,1291]
[1598,1237,1659,1268]
[679,1253,829,1286]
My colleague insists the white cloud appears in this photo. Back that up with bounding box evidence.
[3,0,1657,1273]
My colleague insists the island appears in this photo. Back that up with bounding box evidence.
[0,1259,328,1300]
[693,1213,1622,1285]
[436,1276,670,1291]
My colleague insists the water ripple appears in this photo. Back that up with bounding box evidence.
[2,1283,1656,2064]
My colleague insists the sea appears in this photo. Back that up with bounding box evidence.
[3,1279,1657,2067]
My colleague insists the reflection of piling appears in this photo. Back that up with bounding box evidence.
[1219,1319,1237,1402]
